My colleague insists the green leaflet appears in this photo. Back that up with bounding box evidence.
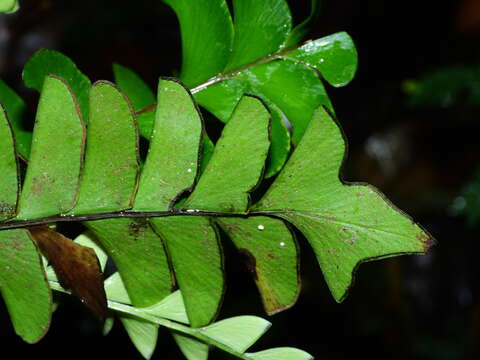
[253,107,432,302]
[216,217,299,315]
[134,79,202,211]
[86,218,173,307]
[22,49,91,123]
[0,229,51,343]
[162,0,234,87]
[184,95,270,213]
[285,32,358,87]
[199,316,271,353]
[73,81,139,214]
[0,78,30,158]
[246,347,314,360]
[16,75,85,220]
[172,332,209,360]
[225,0,291,71]
[151,216,224,327]
[120,316,159,360]
[0,104,18,220]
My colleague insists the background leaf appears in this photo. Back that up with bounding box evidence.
[0,78,30,158]
[22,49,91,122]
[162,0,233,87]
[113,63,156,138]
[225,0,291,71]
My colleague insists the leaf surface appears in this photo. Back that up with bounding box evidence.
[16,75,85,220]
[0,104,18,220]
[226,0,291,71]
[162,0,233,87]
[151,216,223,327]
[28,225,107,322]
[246,347,313,360]
[254,107,433,301]
[134,79,202,211]
[120,316,159,360]
[0,229,51,343]
[216,217,299,314]
[184,96,270,212]
[113,63,156,139]
[199,316,270,353]
[73,81,139,214]
[22,49,91,122]
[86,218,173,307]
[0,78,30,158]
[172,332,209,360]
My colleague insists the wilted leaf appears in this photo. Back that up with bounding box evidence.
[28,225,107,322]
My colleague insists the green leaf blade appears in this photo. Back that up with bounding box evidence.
[151,216,224,327]
[86,218,173,307]
[0,78,30,158]
[172,332,209,360]
[286,32,358,87]
[22,49,91,122]
[73,81,139,214]
[0,229,52,343]
[134,79,202,211]
[184,96,270,213]
[16,75,85,220]
[216,217,300,315]
[246,347,313,360]
[226,0,292,71]
[162,0,233,87]
[199,315,271,353]
[120,316,159,360]
[255,107,433,301]
[0,105,18,220]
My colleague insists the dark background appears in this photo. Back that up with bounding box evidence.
[1,0,479,359]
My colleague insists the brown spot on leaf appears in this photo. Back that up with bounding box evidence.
[128,218,149,239]
[238,248,258,281]
[417,232,435,252]
[28,225,107,323]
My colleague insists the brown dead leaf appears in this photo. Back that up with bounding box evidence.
[28,225,107,323]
